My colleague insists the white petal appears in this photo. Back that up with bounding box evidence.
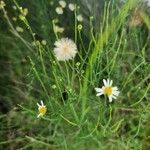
[108,96,113,102]
[96,92,103,96]
[95,88,103,92]
[113,89,120,93]
[113,91,120,96]
[37,103,40,107]
[41,100,44,106]
[103,79,107,86]
[112,87,118,91]
[112,95,117,99]
[102,86,105,90]
[37,114,41,118]
[107,79,110,86]
[110,80,113,86]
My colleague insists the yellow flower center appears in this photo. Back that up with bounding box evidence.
[39,106,47,115]
[104,86,112,96]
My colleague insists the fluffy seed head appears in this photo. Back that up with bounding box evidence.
[59,0,66,8]
[68,3,75,11]
[54,38,77,61]
[77,15,83,22]
[56,7,63,14]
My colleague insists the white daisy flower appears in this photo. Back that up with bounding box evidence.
[37,100,47,118]
[59,0,66,8]
[68,3,75,11]
[55,7,63,14]
[54,38,77,61]
[77,15,83,22]
[95,79,120,103]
